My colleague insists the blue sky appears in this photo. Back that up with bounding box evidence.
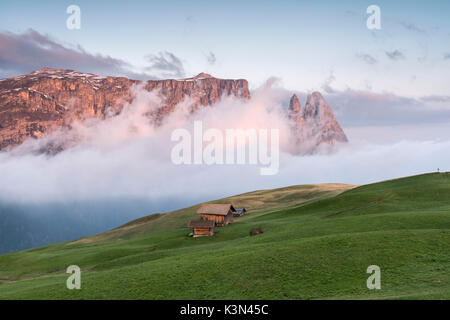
[1,0,449,96]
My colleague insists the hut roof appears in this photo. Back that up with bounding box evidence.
[188,219,215,228]
[197,204,236,216]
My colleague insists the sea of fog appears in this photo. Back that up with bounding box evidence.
[1,84,449,253]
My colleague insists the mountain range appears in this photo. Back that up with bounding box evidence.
[0,68,347,152]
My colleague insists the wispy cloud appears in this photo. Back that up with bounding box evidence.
[145,51,185,78]
[185,15,196,24]
[206,51,216,65]
[444,53,450,60]
[321,71,336,94]
[400,22,427,34]
[0,29,155,79]
[385,50,406,61]
[420,95,450,103]
[324,89,450,127]
[356,53,378,65]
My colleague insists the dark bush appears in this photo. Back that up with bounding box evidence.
[250,227,263,236]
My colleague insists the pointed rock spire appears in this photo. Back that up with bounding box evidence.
[302,91,348,143]
[289,94,301,113]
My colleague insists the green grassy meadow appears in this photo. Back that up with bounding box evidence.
[0,173,449,299]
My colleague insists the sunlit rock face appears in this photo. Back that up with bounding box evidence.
[0,68,347,155]
[0,68,250,150]
[288,92,348,154]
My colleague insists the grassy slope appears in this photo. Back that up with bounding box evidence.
[0,174,449,299]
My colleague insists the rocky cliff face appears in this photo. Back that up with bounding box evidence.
[0,68,347,153]
[0,68,250,150]
[288,92,348,153]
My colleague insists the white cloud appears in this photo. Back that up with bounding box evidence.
[0,84,449,207]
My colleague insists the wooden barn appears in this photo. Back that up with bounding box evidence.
[188,219,215,237]
[197,204,236,226]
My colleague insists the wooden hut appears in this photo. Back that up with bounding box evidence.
[233,208,247,217]
[188,219,215,237]
[197,204,236,226]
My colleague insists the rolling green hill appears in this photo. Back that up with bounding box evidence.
[0,173,449,299]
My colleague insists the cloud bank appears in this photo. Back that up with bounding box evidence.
[285,85,450,128]
[1,82,449,209]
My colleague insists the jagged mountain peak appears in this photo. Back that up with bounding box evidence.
[303,91,333,119]
[193,72,213,79]
[289,94,301,113]
[305,91,327,107]
[288,91,348,152]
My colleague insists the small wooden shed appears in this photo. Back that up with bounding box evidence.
[188,219,215,237]
[197,204,236,227]
[233,208,247,217]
